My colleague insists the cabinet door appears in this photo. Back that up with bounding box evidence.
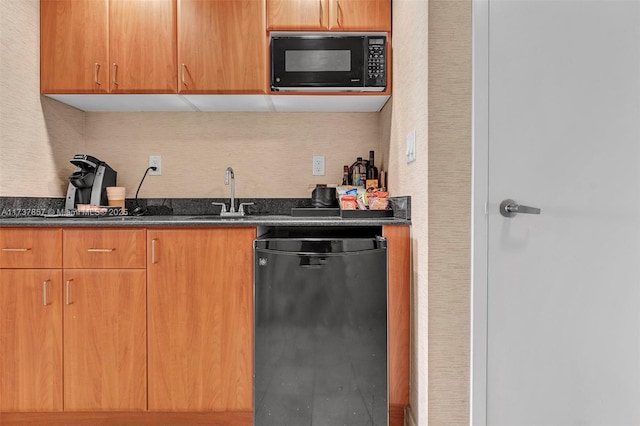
[147,228,255,411]
[267,0,328,30]
[63,269,146,410]
[178,0,267,93]
[109,0,177,93]
[329,0,391,31]
[0,269,63,411]
[41,0,109,93]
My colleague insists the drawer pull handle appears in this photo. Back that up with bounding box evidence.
[66,279,73,305]
[43,280,50,306]
[87,248,115,252]
[2,248,31,252]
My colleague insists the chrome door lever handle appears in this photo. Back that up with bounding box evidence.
[500,199,541,217]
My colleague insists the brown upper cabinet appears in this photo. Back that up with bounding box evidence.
[42,0,391,96]
[41,0,177,94]
[40,0,109,93]
[109,0,177,93]
[267,0,391,31]
[178,0,267,93]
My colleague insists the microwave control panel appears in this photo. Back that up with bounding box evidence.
[365,37,387,87]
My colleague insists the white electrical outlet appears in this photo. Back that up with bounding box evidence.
[149,155,162,176]
[312,155,325,176]
[406,130,416,163]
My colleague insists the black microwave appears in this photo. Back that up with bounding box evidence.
[270,34,387,92]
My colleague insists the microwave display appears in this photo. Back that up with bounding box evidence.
[271,35,387,92]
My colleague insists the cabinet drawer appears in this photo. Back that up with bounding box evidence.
[0,228,62,268]
[63,229,146,268]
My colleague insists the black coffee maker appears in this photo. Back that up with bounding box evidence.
[65,154,117,211]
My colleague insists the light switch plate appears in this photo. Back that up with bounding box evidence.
[406,130,416,163]
[312,155,325,176]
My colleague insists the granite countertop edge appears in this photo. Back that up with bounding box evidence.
[0,216,410,228]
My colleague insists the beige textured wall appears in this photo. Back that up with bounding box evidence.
[428,0,472,425]
[0,0,84,197]
[387,0,429,424]
[83,112,382,198]
[389,0,472,425]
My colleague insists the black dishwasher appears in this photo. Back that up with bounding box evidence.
[254,227,388,426]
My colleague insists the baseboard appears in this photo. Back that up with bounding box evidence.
[405,405,418,426]
[0,411,252,426]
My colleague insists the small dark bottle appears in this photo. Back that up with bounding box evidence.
[351,157,366,186]
[366,150,379,180]
[348,158,359,185]
[342,165,350,185]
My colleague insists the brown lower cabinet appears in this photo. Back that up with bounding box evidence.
[0,269,63,412]
[147,227,256,411]
[62,269,147,411]
[384,225,411,413]
[61,228,148,411]
[1,225,409,425]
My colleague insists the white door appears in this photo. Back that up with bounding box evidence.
[474,1,640,425]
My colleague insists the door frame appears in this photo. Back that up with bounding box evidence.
[471,0,489,425]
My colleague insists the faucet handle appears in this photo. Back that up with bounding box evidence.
[238,202,254,214]
[211,202,227,213]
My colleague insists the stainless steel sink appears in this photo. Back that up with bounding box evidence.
[182,215,299,221]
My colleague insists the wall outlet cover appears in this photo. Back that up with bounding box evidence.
[312,155,325,176]
[149,155,162,176]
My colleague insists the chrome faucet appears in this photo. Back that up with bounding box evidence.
[212,167,253,217]
[225,166,236,212]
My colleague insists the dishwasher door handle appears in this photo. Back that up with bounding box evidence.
[298,255,327,268]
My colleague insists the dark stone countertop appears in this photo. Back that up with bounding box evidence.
[0,196,411,228]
